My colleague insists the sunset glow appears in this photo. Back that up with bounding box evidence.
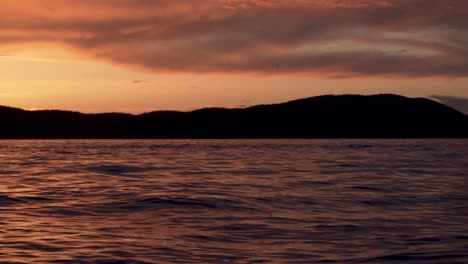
[1,0,467,113]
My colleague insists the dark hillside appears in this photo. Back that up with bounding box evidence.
[0,94,467,138]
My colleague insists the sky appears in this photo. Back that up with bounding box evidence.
[0,0,467,114]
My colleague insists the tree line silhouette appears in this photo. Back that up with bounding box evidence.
[0,94,467,139]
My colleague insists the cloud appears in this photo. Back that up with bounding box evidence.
[429,95,468,114]
[133,80,151,84]
[1,0,467,77]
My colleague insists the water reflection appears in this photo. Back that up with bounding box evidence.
[0,139,467,263]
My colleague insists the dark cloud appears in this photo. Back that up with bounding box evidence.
[1,0,468,77]
[430,95,468,114]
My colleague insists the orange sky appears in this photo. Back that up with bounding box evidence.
[0,0,467,113]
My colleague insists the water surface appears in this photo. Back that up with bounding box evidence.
[0,139,467,263]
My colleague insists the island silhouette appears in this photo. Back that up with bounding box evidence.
[1,94,467,139]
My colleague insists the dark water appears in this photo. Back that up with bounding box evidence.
[0,139,467,264]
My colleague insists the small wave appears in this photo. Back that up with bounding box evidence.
[53,150,74,155]
[137,197,219,209]
[315,224,362,232]
[14,241,63,253]
[40,208,97,217]
[0,195,57,207]
[406,237,441,243]
[361,200,395,206]
[351,186,384,192]
[182,235,242,243]
[347,144,374,149]
[0,195,25,206]
[295,180,332,186]
[219,169,278,175]
[17,196,56,203]
[99,196,252,212]
[85,165,158,176]
[359,251,468,263]
[0,170,20,175]
[337,163,361,168]
[52,258,151,264]
[452,235,468,240]
[205,223,269,232]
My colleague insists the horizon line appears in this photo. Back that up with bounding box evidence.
[1,93,425,115]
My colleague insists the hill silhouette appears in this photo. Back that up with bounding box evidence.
[0,94,467,139]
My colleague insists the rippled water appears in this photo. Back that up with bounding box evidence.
[0,139,467,263]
